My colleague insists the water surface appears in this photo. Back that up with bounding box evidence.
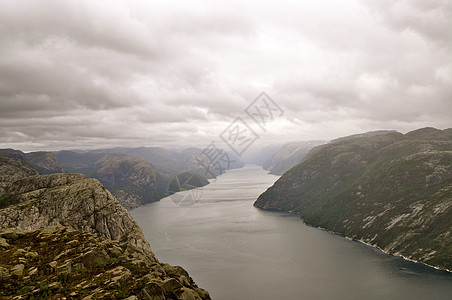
[131,165,452,300]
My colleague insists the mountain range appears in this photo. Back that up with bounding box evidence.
[0,149,64,174]
[0,146,244,210]
[54,147,243,209]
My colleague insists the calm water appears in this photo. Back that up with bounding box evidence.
[131,165,452,300]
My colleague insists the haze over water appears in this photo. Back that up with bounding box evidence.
[131,165,452,300]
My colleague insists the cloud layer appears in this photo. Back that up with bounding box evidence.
[0,0,451,151]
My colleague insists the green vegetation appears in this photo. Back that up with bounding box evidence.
[54,151,162,209]
[54,150,211,209]
[255,128,452,271]
[0,191,14,209]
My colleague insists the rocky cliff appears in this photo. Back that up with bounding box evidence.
[0,171,153,257]
[0,158,210,299]
[255,128,452,271]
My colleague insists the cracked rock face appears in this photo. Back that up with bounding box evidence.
[0,171,154,259]
[0,226,210,299]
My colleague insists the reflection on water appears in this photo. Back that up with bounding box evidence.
[131,165,452,300]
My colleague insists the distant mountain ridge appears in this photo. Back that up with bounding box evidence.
[0,149,64,174]
[56,146,242,209]
[261,141,326,175]
[54,151,168,210]
[86,147,182,175]
[254,127,452,271]
[87,146,245,178]
[1,146,243,210]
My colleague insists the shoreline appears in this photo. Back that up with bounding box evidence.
[309,223,452,274]
[255,206,452,274]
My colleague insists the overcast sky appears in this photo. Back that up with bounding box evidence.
[0,0,451,152]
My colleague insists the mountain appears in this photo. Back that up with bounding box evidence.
[55,151,166,209]
[88,146,245,178]
[56,147,242,209]
[329,130,397,143]
[94,157,162,210]
[261,141,325,175]
[248,143,282,166]
[88,147,182,175]
[0,158,210,299]
[0,149,65,174]
[175,147,244,179]
[0,157,38,184]
[254,128,452,271]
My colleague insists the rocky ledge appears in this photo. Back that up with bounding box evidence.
[0,226,210,299]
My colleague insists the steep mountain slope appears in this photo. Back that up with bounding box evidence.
[55,151,164,209]
[0,159,210,299]
[0,157,38,184]
[254,128,452,271]
[95,157,162,210]
[0,149,64,174]
[0,172,153,257]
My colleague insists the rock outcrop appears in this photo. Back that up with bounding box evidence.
[0,158,211,299]
[0,172,154,258]
[0,226,210,299]
[255,128,452,271]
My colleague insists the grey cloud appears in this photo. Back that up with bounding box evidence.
[0,0,451,151]
[362,0,452,46]
[0,1,163,58]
